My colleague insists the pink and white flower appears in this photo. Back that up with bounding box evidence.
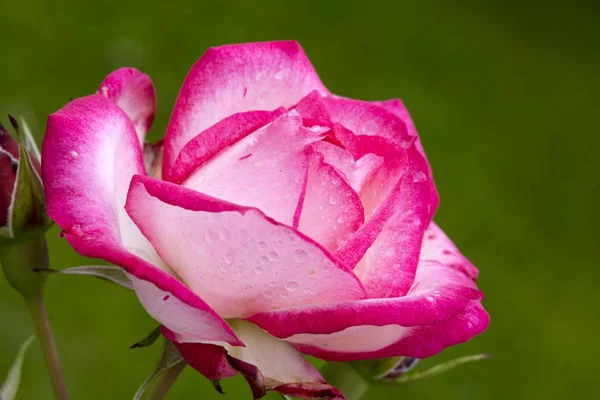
[42,41,488,399]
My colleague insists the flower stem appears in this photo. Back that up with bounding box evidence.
[147,362,186,400]
[319,362,369,400]
[26,295,68,400]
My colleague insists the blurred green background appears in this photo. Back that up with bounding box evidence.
[1,0,598,399]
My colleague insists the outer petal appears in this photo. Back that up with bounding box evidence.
[171,320,342,399]
[98,67,156,145]
[374,99,426,158]
[182,112,322,226]
[247,260,482,339]
[42,95,239,345]
[336,144,435,297]
[421,222,479,280]
[290,301,489,361]
[167,108,285,183]
[163,41,329,173]
[296,148,364,252]
[126,175,366,318]
[374,98,438,209]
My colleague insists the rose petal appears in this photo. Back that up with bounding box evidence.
[167,108,285,183]
[247,260,482,339]
[42,95,239,345]
[98,67,156,145]
[324,97,412,147]
[310,141,383,194]
[163,41,329,173]
[125,174,366,318]
[291,301,489,361]
[334,144,435,298]
[296,148,364,252]
[182,112,322,226]
[421,222,479,280]
[374,98,439,209]
[172,320,340,399]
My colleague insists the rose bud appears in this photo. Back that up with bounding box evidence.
[0,118,51,299]
[42,41,489,398]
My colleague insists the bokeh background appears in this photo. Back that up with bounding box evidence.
[1,0,598,399]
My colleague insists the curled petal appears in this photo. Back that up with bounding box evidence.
[248,260,482,339]
[291,301,489,361]
[421,222,479,280]
[163,40,329,173]
[42,95,239,345]
[126,175,366,318]
[171,320,342,399]
[167,108,285,183]
[296,148,364,252]
[98,68,156,145]
[182,112,322,226]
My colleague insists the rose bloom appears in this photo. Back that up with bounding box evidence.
[42,41,488,398]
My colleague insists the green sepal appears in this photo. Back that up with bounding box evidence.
[39,265,133,291]
[133,339,185,400]
[386,354,491,384]
[130,325,162,349]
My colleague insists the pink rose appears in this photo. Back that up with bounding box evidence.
[42,41,488,398]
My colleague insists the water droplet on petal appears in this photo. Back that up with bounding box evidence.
[292,249,308,262]
[219,228,232,241]
[412,171,427,183]
[268,251,279,261]
[285,281,298,292]
[224,253,234,264]
[269,280,277,287]
[253,266,264,275]
[329,195,337,205]
[258,241,268,250]
[275,68,290,80]
[259,256,269,264]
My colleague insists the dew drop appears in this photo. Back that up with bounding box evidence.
[263,290,274,298]
[253,266,264,275]
[218,264,228,272]
[307,268,316,275]
[223,253,234,264]
[204,230,216,244]
[275,68,290,80]
[220,228,232,241]
[337,216,344,223]
[292,249,308,262]
[329,196,337,205]
[259,256,269,264]
[258,241,268,250]
[269,280,277,287]
[268,251,279,261]
[412,171,427,183]
[285,281,299,292]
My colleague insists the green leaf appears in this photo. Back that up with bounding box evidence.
[1,335,35,400]
[41,265,133,290]
[392,354,491,384]
[133,340,185,400]
[130,326,162,349]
